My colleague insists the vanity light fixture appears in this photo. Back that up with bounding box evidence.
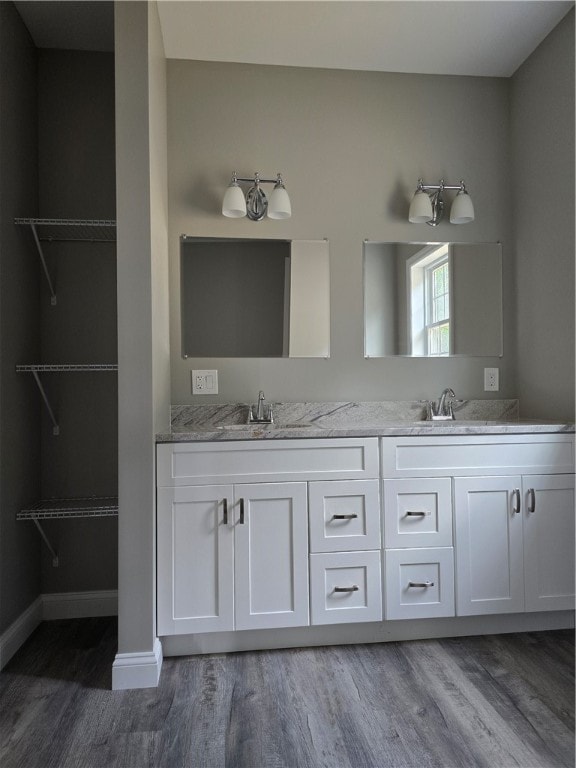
[222,172,292,221]
[409,179,475,226]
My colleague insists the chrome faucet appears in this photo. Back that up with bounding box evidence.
[437,387,456,417]
[256,390,266,421]
[424,387,456,420]
[248,390,273,424]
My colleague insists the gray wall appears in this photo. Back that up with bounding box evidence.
[0,2,41,633]
[167,61,513,405]
[511,10,575,421]
[115,0,170,657]
[36,50,118,593]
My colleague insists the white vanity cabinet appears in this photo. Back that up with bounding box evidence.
[157,438,379,636]
[382,434,575,620]
[157,431,573,655]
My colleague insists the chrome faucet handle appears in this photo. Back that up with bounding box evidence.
[248,391,273,423]
[256,390,265,421]
[437,387,456,417]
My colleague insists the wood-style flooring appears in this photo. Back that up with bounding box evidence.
[0,618,573,768]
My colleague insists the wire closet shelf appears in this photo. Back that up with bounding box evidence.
[15,218,117,242]
[17,497,119,521]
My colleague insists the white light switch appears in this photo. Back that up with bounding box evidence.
[192,369,218,395]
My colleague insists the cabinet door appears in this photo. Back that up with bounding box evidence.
[523,474,575,612]
[234,482,309,630]
[157,485,234,635]
[454,476,524,616]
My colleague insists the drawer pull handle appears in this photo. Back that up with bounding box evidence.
[408,581,434,588]
[223,498,228,525]
[334,585,359,593]
[405,511,429,517]
[332,513,358,520]
[512,488,521,514]
[239,498,245,525]
[528,488,536,514]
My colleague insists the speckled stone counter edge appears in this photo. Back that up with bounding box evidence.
[157,399,573,441]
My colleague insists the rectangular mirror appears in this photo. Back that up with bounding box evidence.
[181,237,330,358]
[364,241,502,357]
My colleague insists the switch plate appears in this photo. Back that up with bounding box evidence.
[484,367,499,392]
[192,369,218,395]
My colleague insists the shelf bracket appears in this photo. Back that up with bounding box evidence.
[17,365,118,434]
[30,222,57,306]
[31,518,59,567]
[30,369,60,435]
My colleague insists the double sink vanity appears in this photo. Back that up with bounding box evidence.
[155,398,575,657]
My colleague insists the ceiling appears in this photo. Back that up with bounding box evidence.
[157,0,574,77]
[15,0,574,78]
[14,1,114,53]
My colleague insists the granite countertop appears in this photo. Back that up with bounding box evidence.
[156,400,574,443]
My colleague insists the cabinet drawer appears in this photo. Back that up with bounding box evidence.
[385,548,455,620]
[383,478,452,548]
[381,435,575,477]
[310,551,382,625]
[309,480,380,553]
[158,438,379,486]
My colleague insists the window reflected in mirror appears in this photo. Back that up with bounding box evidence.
[364,242,502,357]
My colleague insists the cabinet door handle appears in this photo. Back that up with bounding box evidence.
[332,513,358,520]
[223,498,228,525]
[512,488,521,514]
[405,510,429,517]
[528,488,536,514]
[408,581,435,588]
[334,585,359,593]
[239,498,245,524]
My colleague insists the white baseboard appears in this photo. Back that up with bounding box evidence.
[1,589,162,690]
[112,637,163,690]
[0,590,119,672]
[0,597,43,671]
[41,589,118,620]
[162,610,575,657]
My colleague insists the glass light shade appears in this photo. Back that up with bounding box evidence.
[222,183,247,218]
[450,190,475,223]
[409,189,433,223]
[267,185,291,219]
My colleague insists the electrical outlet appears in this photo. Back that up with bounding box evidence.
[484,367,499,392]
[192,369,218,395]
